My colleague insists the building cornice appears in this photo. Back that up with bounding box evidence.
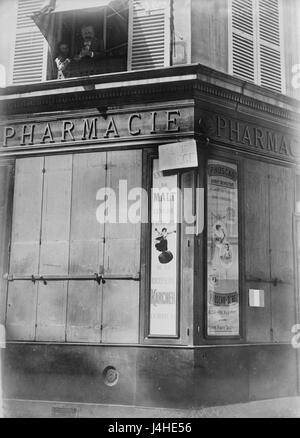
[0,64,299,125]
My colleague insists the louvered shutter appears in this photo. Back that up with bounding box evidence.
[231,0,283,93]
[128,0,171,70]
[231,0,256,83]
[12,0,47,85]
[258,0,283,92]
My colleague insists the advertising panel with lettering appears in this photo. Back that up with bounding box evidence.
[150,159,178,337]
[206,160,239,336]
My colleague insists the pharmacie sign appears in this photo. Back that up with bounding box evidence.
[199,113,300,161]
[0,109,191,149]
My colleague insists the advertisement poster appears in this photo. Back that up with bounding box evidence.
[207,160,239,336]
[150,159,178,337]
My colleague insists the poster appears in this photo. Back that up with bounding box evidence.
[207,160,239,336]
[149,159,178,337]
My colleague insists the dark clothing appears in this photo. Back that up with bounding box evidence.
[75,37,105,61]
[155,237,168,252]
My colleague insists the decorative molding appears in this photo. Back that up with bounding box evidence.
[193,81,295,122]
[0,66,299,126]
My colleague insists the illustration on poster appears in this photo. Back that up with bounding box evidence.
[154,228,176,264]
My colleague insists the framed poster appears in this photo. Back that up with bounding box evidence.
[149,159,179,337]
[206,160,240,337]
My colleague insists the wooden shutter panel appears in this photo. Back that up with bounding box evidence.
[67,152,106,343]
[258,0,283,92]
[101,150,142,343]
[269,165,295,342]
[231,0,255,82]
[36,155,72,342]
[244,160,272,342]
[128,0,170,70]
[6,157,44,341]
[0,161,14,326]
[13,0,47,84]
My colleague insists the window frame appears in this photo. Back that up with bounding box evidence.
[45,4,129,81]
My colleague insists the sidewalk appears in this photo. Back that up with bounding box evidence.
[3,397,300,418]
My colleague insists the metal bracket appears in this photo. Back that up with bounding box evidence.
[94,273,106,285]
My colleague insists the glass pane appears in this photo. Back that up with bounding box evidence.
[207,160,239,337]
[149,159,179,337]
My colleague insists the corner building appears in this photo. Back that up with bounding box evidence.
[0,0,300,416]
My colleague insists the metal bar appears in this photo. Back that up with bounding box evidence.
[245,277,289,286]
[3,273,140,283]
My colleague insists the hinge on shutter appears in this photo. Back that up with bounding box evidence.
[42,168,46,174]
[104,163,108,171]
[100,324,103,332]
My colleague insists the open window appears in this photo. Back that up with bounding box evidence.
[33,0,129,79]
[13,0,186,84]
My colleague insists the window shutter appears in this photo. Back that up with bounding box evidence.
[128,0,171,70]
[12,0,47,85]
[231,0,256,83]
[258,0,283,92]
[231,0,283,93]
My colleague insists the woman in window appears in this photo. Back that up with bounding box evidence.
[54,41,71,80]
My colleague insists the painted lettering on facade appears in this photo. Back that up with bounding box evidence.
[0,110,184,148]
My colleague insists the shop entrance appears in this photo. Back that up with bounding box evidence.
[5,149,142,344]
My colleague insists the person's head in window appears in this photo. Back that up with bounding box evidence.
[81,25,96,43]
[74,23,105,61]
[56,42,70,60]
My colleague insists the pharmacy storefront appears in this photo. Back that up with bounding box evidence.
[0,65,299,414]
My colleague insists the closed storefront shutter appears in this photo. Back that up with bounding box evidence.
[102,150,141,343]
[244,159,295,342]
[67,153,106,343]
[0,161,14,326]
[36,155,72,341]
[6,150,142,344]
[128,0,171,70]
[269,165,294,341]
[13,0,47,85]
[245,160,272,341]
[6,157,44,340]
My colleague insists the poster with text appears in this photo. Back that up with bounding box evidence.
[207,160,239,336]
[150,159,178,337]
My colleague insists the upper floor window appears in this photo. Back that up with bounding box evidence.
[37,0,129,80]
[12,0,173,85]
[230,0,284,93]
